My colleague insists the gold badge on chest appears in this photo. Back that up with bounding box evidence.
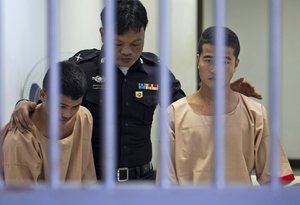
[135,91,143,98]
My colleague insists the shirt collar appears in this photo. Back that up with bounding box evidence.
[99,55,148,75]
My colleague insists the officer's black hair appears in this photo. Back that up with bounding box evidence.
[43,61,87,100]
[100,0,148,35]
[197,26,240,59]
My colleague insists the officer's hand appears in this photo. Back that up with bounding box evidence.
[230,77,263,100]
[8,100,37,133]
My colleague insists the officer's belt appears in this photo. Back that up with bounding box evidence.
[117,163,153,182]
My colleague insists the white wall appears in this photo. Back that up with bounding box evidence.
[281,1,300,159]
[59,0,102,53]
[203,0,300,159]
[2,0,47,124]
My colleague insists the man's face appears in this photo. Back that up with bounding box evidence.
[41,89,83,125]
[101,27,145,68]
[59,95,83,124]
[115,28,145,68]
[197,44,239,89]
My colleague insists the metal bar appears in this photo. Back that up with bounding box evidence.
[48,0,60,188]
[0,0,3,188]
[158,0,171,189]
[103,0,116,188]
[269,0,281,188]
[213,0,226,189]
[1,186,300,205]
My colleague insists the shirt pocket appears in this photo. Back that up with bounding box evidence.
[134,92,158,124]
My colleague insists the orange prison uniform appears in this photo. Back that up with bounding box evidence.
[2,106,96,185]
[169,92,294,185]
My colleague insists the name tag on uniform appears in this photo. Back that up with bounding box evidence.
[92,84,104,89]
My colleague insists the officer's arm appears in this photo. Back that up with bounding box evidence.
[230,77,263,99]
[170,74,186,103]
[8,100,37,132]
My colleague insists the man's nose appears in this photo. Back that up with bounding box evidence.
[121,46,132,55]
[209,64,215,72]
[62,109,73,118]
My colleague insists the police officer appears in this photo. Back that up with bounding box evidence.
[68,0,186,181]
[68,51,184,181]
[10,0,262,181]
[67,0,185,180]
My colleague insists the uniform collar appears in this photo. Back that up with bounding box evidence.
[99,48,148,75]
[128,57,148,75]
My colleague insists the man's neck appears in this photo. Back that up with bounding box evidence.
[30,104,47,137]
[31,104,75,139]
[188,87,238,115]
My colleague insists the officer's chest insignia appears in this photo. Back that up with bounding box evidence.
[92,75,105,89]
[138,83,159,91]
[92,75,104,83]
[135,91,143,98]
[100,58,105,64]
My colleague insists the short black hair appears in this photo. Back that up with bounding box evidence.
[197,26,240,59]
[43,61,87,100]
[100,0,148,35]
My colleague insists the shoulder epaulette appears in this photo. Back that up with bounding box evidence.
[141,52,160,66]
[69,49,101,64]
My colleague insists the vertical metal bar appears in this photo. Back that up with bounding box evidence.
[213,0,226,189]
[0,0,3,188]
[48,0,60,188]
[103,0,116,188]
[269,0,281,188]
[159,0,171,189]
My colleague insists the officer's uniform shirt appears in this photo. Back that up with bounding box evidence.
[69,48,185,180]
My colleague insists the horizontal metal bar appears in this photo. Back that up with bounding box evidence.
[0,185,299,205]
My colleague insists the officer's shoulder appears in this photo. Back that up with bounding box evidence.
[69,48,101,64]
[141,52,160,66]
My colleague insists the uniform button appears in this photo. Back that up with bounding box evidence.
[125,102,129,106]
[123,145,128,149]
[125,122,129,126]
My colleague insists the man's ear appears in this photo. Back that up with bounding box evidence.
[39,89,47,102]
[99,27,104,44]
[234,58,240,72]
[196,54,200,66]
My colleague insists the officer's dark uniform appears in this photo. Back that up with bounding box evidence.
[69,48,185,181]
